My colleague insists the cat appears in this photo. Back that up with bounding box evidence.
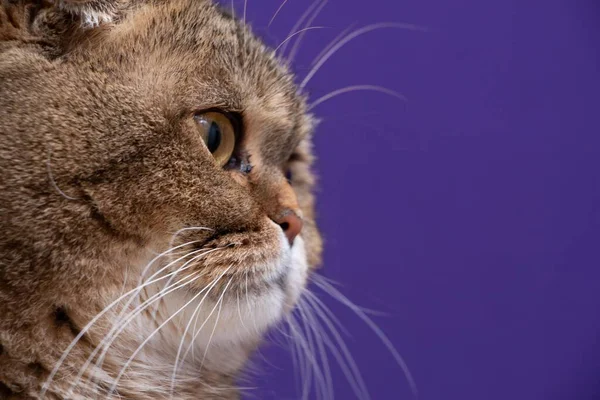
[0,0,323,398]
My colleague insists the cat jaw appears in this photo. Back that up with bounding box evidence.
[150,229,309,376]
[75,227,311,398]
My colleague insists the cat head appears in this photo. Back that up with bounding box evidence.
[0,0,322,396]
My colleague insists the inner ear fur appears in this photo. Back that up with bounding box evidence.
[0,0,127,55]
[58,0,123,27]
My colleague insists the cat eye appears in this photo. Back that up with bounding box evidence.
[194,111,236,167]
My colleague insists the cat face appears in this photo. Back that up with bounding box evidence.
[0,0,322,397]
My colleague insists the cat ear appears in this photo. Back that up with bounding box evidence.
[0,0,121,44]
[58,0,120,28]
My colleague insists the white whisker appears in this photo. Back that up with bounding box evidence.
[150,245,233,321]
[287,313,318,400]
[296,303,318,400]
[301,22,427,89]
[309,85,406,110]
[302,289,349,337]
[287,0,328,62]
[311,24,356,67]
[303,292,370,400]
[198,278,232,368]
[86,247,218,368]
[46,149,78,201]
[236,290,249,333]
[70,246,227,396]
[275,26,327,53]
[245,270,259,334]
[40,240,207,397]
[168,226,213,252]
[312,274,419,398]
[284,316,303,395]
[297,297,333,400]
[106,266,233,398]
[170,273,232,398]
[71,269,202,396]
[278,0,322,57]
[268,0,290,27]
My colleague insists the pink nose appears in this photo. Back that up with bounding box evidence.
[276,211,303,245]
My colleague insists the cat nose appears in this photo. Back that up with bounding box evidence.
[275,210,303,246]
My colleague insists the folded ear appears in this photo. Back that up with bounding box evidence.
[1,0,127,50]
[58,0,121,27]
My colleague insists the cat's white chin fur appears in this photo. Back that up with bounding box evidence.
[149,227,308,374]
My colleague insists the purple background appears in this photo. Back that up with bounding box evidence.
[228,1,600,399]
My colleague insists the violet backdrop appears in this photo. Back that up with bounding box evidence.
[224,1,600,399]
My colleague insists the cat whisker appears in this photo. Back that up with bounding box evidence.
[268,0,290,27]
[170,273,233,398]
[245,269,260,335]
[311,24,356,68]
[198,277,232,368]
[106,266,234,398]
[84,248,226,379]
[293,304,315,400]
[71,269,204,396]
[303,291,370,400]
[138,241,208,311]
[150,244,235,322]
[311,274,419,399]
[285,313,312,399]
[287,0,328,63]
[300,22,427,89]
[286,309,326,400]
[296,297,333,400]
[46,148,79,201]
[120,265,129,297]
[303,288,349,337]
[275,26,327,53]
[89,247,219,368]
[278,0,322,57]
[309,85,406,110]
[283,315,303,395]
[70,246,227,396]
[138,239,206,283]
[167,226,214,253]
[299,302,325,400]
[40,240,207,397]
[236,290,249,333]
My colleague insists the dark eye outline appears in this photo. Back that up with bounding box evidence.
[284,151,302,183]
[193,109,251,173]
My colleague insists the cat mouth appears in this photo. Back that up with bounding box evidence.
[149,221,308,349]
[158,218,306,303]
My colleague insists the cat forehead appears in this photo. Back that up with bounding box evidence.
[103,0,309,143]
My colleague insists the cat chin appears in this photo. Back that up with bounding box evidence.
[184,233,306,342]
[151,228,308,373]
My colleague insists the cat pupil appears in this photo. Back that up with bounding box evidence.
[207,122,221,153]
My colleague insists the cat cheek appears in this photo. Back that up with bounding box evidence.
[229,170,251,188]
[282,235,309,313]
